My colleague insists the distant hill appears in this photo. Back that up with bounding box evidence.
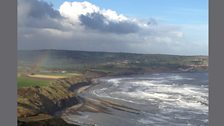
[18,50,208,74]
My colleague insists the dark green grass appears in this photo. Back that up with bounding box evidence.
[17,76,50,88]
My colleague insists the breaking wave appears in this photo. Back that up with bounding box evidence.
[63,72,208,126]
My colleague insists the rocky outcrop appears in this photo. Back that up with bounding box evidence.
[18,116,79,126]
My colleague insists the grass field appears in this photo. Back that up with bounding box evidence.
[27,74,67,79]
[17,72,83,88]
[17,76,51,88]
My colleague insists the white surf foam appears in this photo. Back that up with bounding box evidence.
[107,78,208,114]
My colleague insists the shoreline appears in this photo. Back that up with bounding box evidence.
[17,70,207,126]
[61,71,208,126]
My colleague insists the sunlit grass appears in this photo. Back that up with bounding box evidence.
[17,72,83,88]
[17,76,50,88]
[27,74,66,79]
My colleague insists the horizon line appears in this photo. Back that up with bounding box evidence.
[17,49,208,57]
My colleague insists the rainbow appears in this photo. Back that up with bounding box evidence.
[30,51,50,73]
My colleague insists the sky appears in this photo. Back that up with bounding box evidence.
[18,0,208,55]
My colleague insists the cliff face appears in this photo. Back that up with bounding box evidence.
[17,75,89,118]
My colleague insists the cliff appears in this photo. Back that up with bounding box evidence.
[17,75,90,124]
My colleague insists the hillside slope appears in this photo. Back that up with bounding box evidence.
[18,50,208,74]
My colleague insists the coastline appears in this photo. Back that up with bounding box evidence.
[17,69,207,126]
[17,75,91,126]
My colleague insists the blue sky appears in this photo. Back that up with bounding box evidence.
[44,0,208,25]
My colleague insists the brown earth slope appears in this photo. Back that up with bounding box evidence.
[17,75,93,126]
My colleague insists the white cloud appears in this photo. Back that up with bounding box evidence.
[59,1,100,23]
[59,1,129,23]
[101,9,128,22]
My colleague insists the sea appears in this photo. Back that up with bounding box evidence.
[62,72,208,126]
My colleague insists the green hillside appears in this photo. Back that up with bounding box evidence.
[18,50,208,74]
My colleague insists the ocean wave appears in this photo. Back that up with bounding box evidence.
[69,73,208,126]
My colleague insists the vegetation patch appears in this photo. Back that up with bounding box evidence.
[17,76,50,88]
[27,74,67,79]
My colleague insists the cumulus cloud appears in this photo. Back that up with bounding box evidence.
[17,0,207,55]
[79,12,140,34]
[59,1,141,34]
[18,0,63,29]
[59,1,100,23]
[59,1,128,23]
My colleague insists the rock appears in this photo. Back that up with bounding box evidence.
[18,117,79,126]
